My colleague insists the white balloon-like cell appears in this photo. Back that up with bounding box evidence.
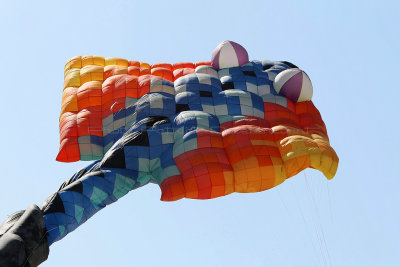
[273,68,313,102]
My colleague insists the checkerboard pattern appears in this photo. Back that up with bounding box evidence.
[45,53,338,245]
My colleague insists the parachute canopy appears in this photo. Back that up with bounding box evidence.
[57,40,338,201]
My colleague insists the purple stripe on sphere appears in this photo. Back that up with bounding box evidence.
[211,46,221,69]
[280,72,303,102]
[230,41,249,66]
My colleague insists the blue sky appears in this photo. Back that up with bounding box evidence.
[0,0,399,266]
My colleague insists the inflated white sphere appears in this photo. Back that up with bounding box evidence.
[211,40,249,69]
[273,68,313,102]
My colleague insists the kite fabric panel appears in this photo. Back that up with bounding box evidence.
[46,40,338,243]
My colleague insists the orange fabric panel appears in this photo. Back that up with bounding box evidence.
[152,63,172,70]
[128,60,140,67]
[172,62,194,71]
[160,175,185,201]
[127,66,140,76]
[56,137,80,162]
[61,87,78,115]
[104,65,128,80]
[76,107,102,137]
[151,67,173,82]
[195,61,212,67]
[173,68,195,80]
[77,81,102,110]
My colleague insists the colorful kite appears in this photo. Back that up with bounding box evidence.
[0,41,338,266]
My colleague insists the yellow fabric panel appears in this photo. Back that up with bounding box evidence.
[328,160,339,179]
[64,69,80,89]
[280,135,319,161]
[232,157,259,193]
[311,133,330,142]
[223,171,235,195]
[284,155,311,178]
[82,55,105,67]
[277,134,338,180]
[80,65,104,84]
[232,161,248,192]
[313,139,338,179]
[245,166,263,192]
[309,152,322,169]
[105,57,128,67]
[271,156,286,186]
[64,56,82,73]
[259,165,277,190]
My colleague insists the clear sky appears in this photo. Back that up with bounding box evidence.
[0,0,399,266]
